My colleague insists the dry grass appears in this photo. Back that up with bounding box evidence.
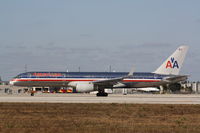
[0,103,200,133]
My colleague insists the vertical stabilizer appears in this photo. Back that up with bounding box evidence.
[154,45,189,75]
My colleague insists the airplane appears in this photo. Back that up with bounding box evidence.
[10,45,189,96]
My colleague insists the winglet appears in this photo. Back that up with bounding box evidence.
[128,66,135,77]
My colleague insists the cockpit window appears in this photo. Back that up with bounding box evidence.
[14,75,20,78]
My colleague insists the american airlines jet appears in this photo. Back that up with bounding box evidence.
[10,46,189,96]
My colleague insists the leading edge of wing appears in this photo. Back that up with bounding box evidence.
[91,77,124,86]
[92,66,135,86]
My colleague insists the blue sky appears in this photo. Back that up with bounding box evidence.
[0,0,199,81]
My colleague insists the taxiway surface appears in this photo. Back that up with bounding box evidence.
[0,93,200,104]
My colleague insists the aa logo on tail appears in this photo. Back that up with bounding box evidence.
[166,57,179,69]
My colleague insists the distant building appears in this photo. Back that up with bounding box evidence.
[180,81,200,94]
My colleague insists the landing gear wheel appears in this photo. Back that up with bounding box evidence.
[31,92,34,96]
[96,87,108,97]
[96,93,108,97]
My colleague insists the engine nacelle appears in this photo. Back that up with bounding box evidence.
[68,81,95,93]
[76,82,94,93]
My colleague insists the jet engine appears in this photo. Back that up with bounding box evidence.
[76,82,94,93]
[68,82,95,93]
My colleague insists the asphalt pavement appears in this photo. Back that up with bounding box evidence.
[0,93,200,104]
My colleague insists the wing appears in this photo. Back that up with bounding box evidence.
[92,66,135,87]
[92,77,124,86]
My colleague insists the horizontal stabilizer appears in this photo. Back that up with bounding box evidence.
[163,75,188,83]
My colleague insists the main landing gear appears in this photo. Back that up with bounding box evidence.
[96,88,108,97]
[96,93,108,96]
